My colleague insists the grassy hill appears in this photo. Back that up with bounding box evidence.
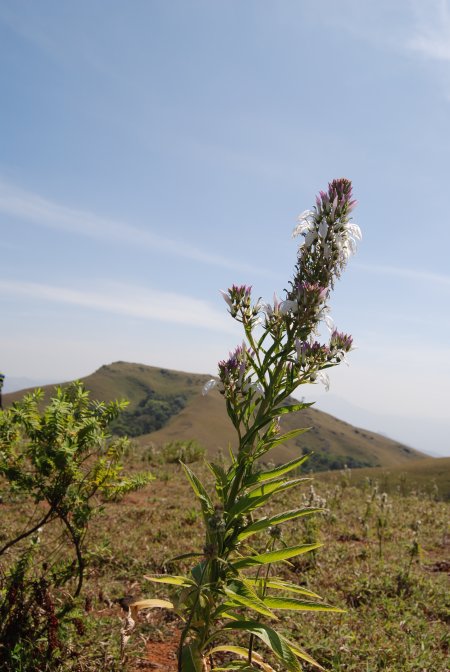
[138,384,427,468]
[3,361,428,470]
[316,456,450,500]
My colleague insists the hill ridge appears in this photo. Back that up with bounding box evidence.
[3,361,428,469]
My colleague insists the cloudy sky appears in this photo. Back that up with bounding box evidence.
[1,0,449,456]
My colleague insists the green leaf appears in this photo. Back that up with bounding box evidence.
[181,643,204,672]
[228,479,310,520]
[238,507,323,541]
[222,621,301,672]
[224,580,276,619]
[263,428,311,453]
[180,462,214,516]
[206,461,230,500]
[143,574,195,587]
[231,543,322,570]
[263,596,344,613]
[245,578,321,600]
[169,551,204,563]
[271,402,312,418]
[208,645,276,672]
[284,639,326,670]
[247,455,310,484]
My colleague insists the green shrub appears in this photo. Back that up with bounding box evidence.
[0,382,153,671]
[161,439,205,464]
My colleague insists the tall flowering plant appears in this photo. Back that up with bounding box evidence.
[136,179,361,671]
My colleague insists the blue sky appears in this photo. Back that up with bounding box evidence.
[1,0,449,456]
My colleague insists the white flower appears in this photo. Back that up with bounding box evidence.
[219,290,233,308]
[344,222,362,240]
[253,299,263,314]
[318,219,328,238]
[305,230,317,248]
[323,315,335,333]
[279,299,298,315]
[293,210,314,238]
[263,293,282,318]
[243,379,264,397]
[202,379,217,395]
[316,371,330,391]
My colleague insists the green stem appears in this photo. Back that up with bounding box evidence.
[177,559,209,672]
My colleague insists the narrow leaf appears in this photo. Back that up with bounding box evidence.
[222,621,301,672]
[181,462,214,515]
[263,596,344,613]
[263,429,310,453]
[232,543,322,570]
[228,479,310,519]
[270,402,311,418]
[238,507,322,541]
[224,581,276,619]
[169,551,204,562]
[143,574,195,587]
[181,643,205,672]
[245,578,321,600]
[247,454,310,484]
[130,598,173,610]
[283,638,326,670]
[208,645,276,672]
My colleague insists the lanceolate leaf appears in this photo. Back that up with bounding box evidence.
[143,574,195,587]
[262,428,311,453]
[206,461,230,499]
[181,643,205,672]
[228,479,310,519]
[269,402,312,419]
[247,454,310,484]
[222,621,301,672]
[283,638,326,670]
[169,551,205,562]
[245,578,321,600]
[238,507,323,541]
[224,580,276,619]
[263,596,344,613]
[231,543,322,570]
[130,598,174,610]
[180,462,214,516]
[207,645,276,672]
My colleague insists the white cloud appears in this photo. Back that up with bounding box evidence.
[407,0,450,61]
[354,261,450,287]
[0,179,258,274]
[0,279,238,333]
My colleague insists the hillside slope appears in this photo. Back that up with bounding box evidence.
[3,361,428,469]
[138,384,427,468]
[316,456,450,500]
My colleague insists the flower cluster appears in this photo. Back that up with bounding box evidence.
[204,179,359,399]
[295,339,329,368]
[329,329,353,354]
[220,284,260,323]
[203,342,265,401]
[293,178,361,289]
[218,344,248,390]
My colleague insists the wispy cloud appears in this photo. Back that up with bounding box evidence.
[0,179,258,274]
[407,0,450,61]
[0,279,238,333]
[354,261,450,287]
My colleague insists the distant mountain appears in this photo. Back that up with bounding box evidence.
[306,392,448,458]
[2,376,58,393]
[3,361,428,470]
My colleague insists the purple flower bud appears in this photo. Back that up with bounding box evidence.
[330,329,353,352]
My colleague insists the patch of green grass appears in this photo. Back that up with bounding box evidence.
[2,456,448,671]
